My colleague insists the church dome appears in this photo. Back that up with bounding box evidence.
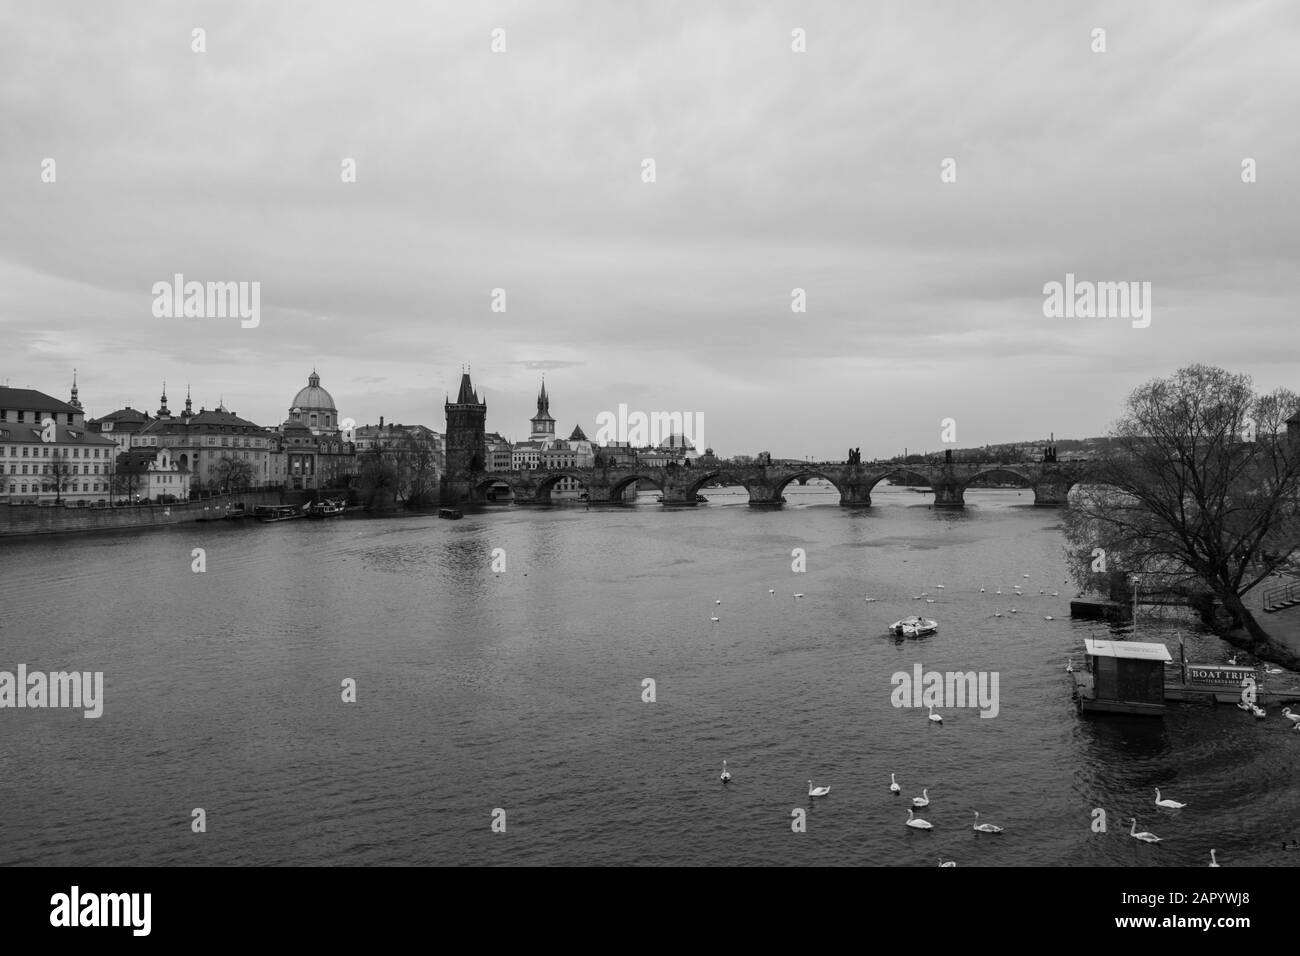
[292,370,336,412]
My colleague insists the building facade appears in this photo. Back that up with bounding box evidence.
[0,382,119,503]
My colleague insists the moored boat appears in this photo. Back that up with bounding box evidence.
[305,499,346,518]
[438,507,463,520]
[255,504,303,523]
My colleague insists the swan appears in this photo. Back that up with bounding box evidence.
[935,585,945,589]
[1010,608,1018,614]
[794,593,804,599]
[979,588,986,593]
[1154,788,1186,809]
[994,612,1003,617]
[1130,818,1161,843]
[1023,574,1030,578]
[906,809,932,829]
[808,780,830,797]
[995,589,1002,595]
[769,589,775,595]
[912,788,930,807]
[926,599,936,604]
[890,773,901,794]
[928,705,943,724]
[1282,707,1300,724]
[1051,591,1059,597]
[1266,666,1283,675]
[913,595,923,600]
[720,760,731,783]
[710,616,719,622]
[1209,849,1219,867]
[1044,615,1054,621]
[1227,655,1238,665]
[1066,659,1074,673]
[972,811,1003,833]
[715,599,721,605]
[939,858,956,867]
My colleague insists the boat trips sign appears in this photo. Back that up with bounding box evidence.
[1185,665,1257,686]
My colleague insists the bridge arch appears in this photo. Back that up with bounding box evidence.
[770,470,847,500]
[609,473,663,499]
[964,466,1036,488]
[684,471,760,498]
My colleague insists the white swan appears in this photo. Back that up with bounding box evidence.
[938,858,956,867]
[769,589,775,594]
[1010,608,1018,614]
[1066,659,1074,673]
[928,705,943,724]
[890,773,901,794]
[995,589,1002,595]
[935,585,945,589]
[808,780,830,797]
[912,787,930,807]
[979,588,986,593]
[1023,574,1030,578]
[720,760,731,783]
[994,612,1003,617]
[1051,591,1059,597]
[710,616,719,622]
[1044,615,1054,621]
[715,599,721,605]
[972,811,1003,833]
[926,599,935,604]
[1129,818,1161,843]
[1209,849,1219,867]
[1282,707,1300,725]
[1154,788,1186,809]
[794,593,804,599]
[906,809,932,830]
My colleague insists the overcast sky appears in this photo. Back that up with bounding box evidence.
[2,1,1296,458]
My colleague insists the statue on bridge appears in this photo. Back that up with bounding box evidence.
[847,447,861,465]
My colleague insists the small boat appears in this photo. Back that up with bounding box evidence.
[438,508,463,520]
[255,504,303,523]
[890,616,938,638]
[305,499,346,518]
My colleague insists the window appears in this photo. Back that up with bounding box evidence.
[43,447,49,457]
[73,448,79,458]
[21,464,28,475]
[17,411,24,422]
[21,484,26,493]
[66,413,74,425]
[82,483,88,492]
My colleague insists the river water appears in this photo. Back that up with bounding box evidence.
[1,485,1296,866]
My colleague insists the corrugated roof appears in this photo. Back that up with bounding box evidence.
[1084,638,1172,661]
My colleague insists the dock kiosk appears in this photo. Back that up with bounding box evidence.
[1073,638,1173,716]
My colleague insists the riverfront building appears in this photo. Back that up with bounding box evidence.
[131,387,275,491]
[0,381,119,503]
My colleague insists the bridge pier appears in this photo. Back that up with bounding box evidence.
[839,488,873,507]
[931,481,966,508]
[747,484,786,507]
[1032,481,1071,506]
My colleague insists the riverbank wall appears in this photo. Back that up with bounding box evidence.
[1,490,285,539]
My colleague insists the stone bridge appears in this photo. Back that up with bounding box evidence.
[451,460,1093,508]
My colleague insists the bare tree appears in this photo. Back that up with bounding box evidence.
[47,457,77,504]
[1064,365,1300,666]
[214,456,254,493]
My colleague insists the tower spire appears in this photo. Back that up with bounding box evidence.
[69,368,82,410]
[185,384,193,417]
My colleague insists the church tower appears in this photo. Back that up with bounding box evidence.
[68,369,83,411]
[529,379,555,441]
[442,368,487,504]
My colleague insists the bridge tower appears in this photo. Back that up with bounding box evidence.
[529,378,555,441]
[442,369,487,505]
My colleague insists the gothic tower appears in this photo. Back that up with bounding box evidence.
[442,369,487,504]
[529,378,555,441]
